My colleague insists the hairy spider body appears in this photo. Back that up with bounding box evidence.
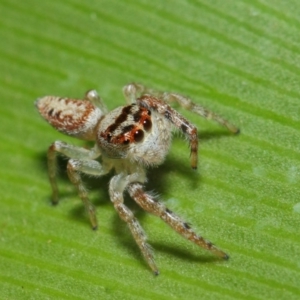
[97,102,172,166]
[36,83,239,275]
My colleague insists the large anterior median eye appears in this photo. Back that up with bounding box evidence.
[143,119,152,131]
[134,129,144,142]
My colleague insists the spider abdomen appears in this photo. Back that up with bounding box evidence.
[36,96,103,141]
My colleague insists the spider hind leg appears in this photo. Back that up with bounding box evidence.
[128,183,229,260]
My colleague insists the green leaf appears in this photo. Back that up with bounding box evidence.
[1,0,300,299]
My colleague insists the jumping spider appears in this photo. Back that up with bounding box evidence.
[35,83,239,275]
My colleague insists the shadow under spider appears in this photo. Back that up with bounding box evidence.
[151,241,224,264]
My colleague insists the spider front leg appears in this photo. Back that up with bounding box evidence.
[109,174,159,275]
[160,92,239,134]
[137,95,199,169]
[47,141,111,229]
[123,82,239,134]
[128,183,229,260]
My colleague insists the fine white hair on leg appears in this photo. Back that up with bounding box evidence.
[47,141,108,229]
[123,82,239,134]
[109,174,159,275]
[67,158,111,230]
[128,183,229,260]
[160,92,239,134]
[47,141,102,205]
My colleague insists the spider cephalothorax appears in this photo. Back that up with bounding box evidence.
[36,83,239,275]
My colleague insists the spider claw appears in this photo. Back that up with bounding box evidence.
[223,253,230,260]
[51,197,59,206]
[234,128,240,135]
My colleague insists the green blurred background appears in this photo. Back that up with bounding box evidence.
[0,0,300,299]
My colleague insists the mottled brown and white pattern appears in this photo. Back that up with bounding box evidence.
[35,83,239,275]
[36,95,104,140]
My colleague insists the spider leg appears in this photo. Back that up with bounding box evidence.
[47,141,111,229]
[128,183,229,260]
[123,82,165,103]
[137,95,199,169]
[123,82,147,104]
[160,92,239,134]
[109,174,159,275]
[85,89,108,114]
[67,158,111,229]
[123,82,239,134]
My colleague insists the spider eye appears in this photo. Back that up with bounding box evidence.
[134,129,144,142]
[123,139,130,145]
[143,119,152,131]
[107,133,112,141]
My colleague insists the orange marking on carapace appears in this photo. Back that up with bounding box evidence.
[112,125,145,145]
